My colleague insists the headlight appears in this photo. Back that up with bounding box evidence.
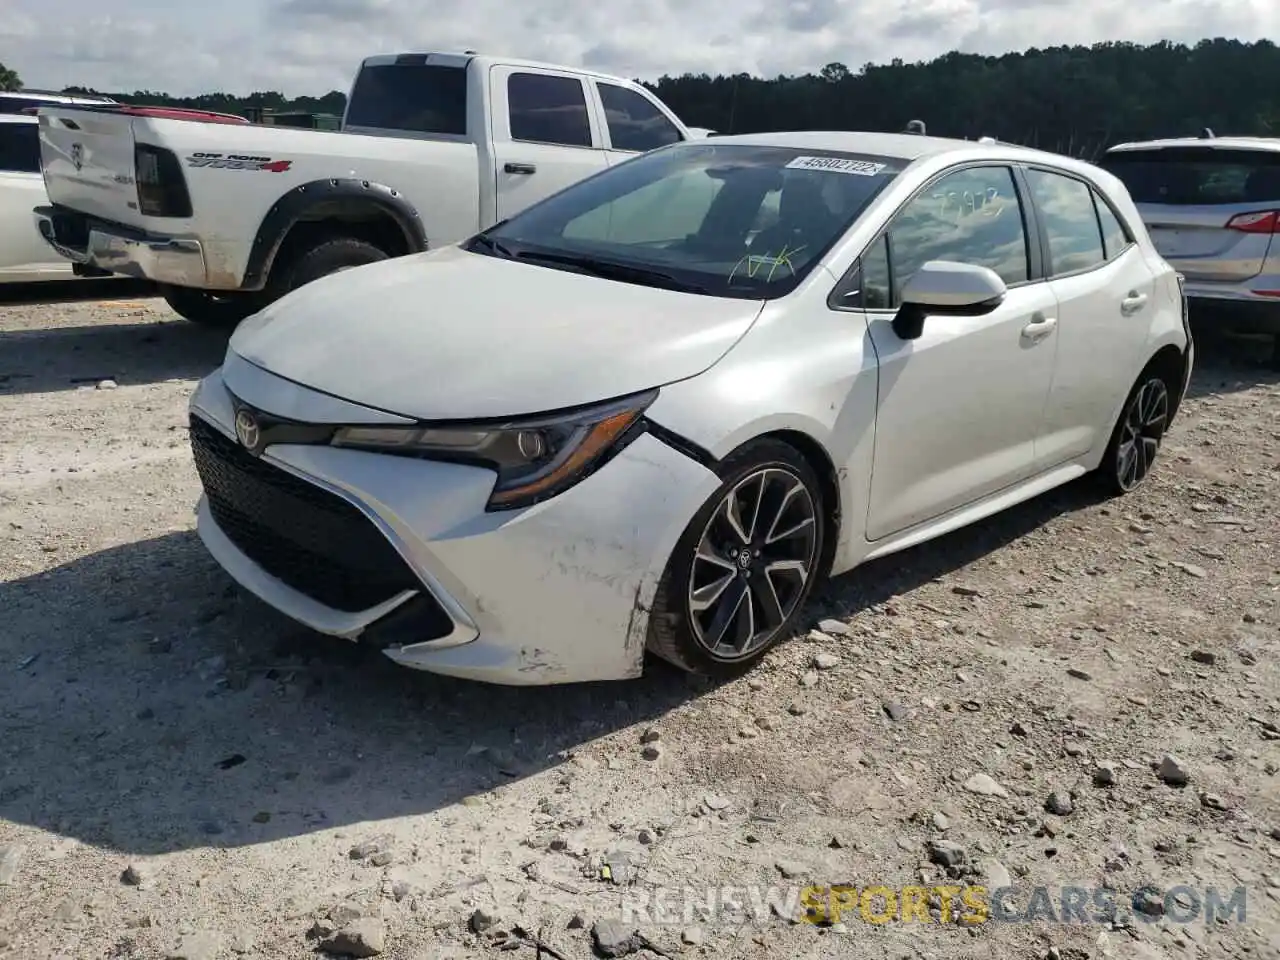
[330,390,657,510]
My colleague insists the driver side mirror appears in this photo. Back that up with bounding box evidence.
[892,260,1008,341]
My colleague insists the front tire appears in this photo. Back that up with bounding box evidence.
[1097,367,1173,495]
[162,286,263,327]
[646,439,827,678]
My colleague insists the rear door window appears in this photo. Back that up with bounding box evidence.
[0,123,40,173]
[597,82,683,152]
[344,64,468,136]
[1024,168,1106,276]
[1100,147,1280,205]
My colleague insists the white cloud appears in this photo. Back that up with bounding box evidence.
[1,0,1275,97]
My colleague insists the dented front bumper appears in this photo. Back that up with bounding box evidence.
[187,356,721,685]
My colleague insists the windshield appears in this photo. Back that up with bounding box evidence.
[473,143,905,299]
[1100,147,1280,205]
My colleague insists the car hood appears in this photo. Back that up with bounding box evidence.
[228,245,764,420]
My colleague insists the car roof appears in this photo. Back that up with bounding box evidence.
[2,89,114,103]
[0,114,37,126]
[360,51,652,91]
[682,129,1098,168]
[1106,136,1280,154]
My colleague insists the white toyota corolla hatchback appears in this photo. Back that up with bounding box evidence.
[188,131,1193,686]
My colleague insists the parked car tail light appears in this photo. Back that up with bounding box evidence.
[1224,210,1278,233]
[134,143,193,218]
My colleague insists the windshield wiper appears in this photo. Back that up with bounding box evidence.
[468,233,517,259]
[512,250,708,294]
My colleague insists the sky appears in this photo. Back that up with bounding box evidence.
[1,0,1276,98]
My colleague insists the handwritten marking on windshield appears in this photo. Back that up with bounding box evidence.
[729,243,807,283]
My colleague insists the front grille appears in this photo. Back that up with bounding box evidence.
[189,414,427,613]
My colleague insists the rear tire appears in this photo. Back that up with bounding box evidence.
[1096,364,1174,496]
[646,438,827,679]
[161,286,263,328]
[270,236,389,296]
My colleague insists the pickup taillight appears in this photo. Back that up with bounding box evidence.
[134,143,192,218]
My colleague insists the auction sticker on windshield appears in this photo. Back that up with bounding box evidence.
[785,156,886,176]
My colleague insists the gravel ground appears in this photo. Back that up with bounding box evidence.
[0,282,1277,960]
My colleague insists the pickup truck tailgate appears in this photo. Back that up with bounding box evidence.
[38,108,142,226]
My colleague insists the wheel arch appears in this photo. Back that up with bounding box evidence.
[709,427,843,581]
[240,178,428,291]
[1145,342,1190,424]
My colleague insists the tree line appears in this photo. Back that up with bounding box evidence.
[5,38,1279,159]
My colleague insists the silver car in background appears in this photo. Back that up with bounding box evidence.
[1100,135,1280,361]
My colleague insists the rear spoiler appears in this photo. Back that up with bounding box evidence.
[31,104,250,125]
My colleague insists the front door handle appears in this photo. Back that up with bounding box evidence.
[1120,291,1148,315]
[1021,314,1058,342]
[504,162,537,175]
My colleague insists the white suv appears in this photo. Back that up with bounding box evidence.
[0,116,75,282]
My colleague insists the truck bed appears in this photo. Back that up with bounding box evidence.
[37,105,483,289]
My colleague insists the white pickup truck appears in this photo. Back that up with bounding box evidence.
[32,51,692,325]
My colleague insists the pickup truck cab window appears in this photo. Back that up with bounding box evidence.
[507,73,593,148]
[597,82,683,153]
[344,63,468,136]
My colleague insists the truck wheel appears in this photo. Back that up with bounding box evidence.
[162,286,264,328]
[273,237,390,295]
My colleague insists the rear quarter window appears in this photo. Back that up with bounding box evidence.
[1101,147,1280,205]
[344,63,468,136]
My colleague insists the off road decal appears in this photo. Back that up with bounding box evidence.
[185,152,293,172]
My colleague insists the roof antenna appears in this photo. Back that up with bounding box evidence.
[904,119,926,135]
[1200,127,1215,139]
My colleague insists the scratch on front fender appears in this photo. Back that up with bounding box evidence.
[623,574,658,677]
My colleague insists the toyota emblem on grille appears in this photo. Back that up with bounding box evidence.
[234,408,261,454]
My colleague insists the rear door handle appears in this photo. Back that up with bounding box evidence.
[504,162,537,175]
[1021,314,1058,342]
[1120,292,1148,315]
